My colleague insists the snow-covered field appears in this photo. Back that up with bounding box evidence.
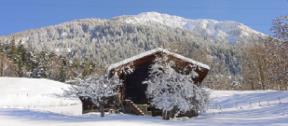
[0,77,82,115]
[0,77,287,126]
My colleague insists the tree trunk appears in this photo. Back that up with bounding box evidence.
[162,110,170,120]
[0,54,3,76]
[100,104,105,117]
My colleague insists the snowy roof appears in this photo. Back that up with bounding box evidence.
[107,48,210,72]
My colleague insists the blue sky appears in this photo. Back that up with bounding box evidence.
[0,0,287,35]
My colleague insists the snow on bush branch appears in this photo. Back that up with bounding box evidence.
[143,55,209,114]
[65,75,122,107]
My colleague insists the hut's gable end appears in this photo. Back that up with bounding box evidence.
[165,55,209,84]
[108,48,210,72]
[108,48,210,83]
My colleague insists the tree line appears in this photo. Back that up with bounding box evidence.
[0,39,101,82]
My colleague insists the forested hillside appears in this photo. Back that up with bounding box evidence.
[0,13,287,90]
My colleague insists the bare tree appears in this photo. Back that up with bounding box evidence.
[0,52,18,76]
[271,16,288,42]
[144,55,209,120]
[66,75,122,117]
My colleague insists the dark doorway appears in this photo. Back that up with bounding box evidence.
[124,64,150,104]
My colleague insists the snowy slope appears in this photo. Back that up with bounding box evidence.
[0,78,287,126]
[114,12,265,43]
[0,77,82,115]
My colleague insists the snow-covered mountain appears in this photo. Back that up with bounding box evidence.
[0,12,267,62]
[114,12,265,43]
[0,12,265,44]
[0,12,268,83]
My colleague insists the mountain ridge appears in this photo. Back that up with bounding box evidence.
[113,12,265,43]
[1,12,265,44]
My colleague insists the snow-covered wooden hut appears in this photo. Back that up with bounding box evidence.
[106,48,210,116]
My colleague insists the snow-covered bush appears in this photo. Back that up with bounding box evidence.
[143,55,209,119]
[66,75,122,117]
